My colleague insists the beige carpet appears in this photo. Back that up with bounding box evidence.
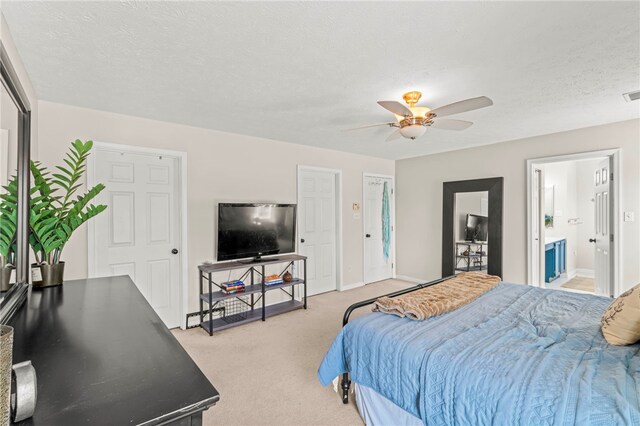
[173,279,414,426]
[561,276,595,293]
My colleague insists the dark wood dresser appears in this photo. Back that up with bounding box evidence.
[9,276,219,425]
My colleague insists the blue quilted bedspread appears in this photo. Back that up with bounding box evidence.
[318,283,640,425]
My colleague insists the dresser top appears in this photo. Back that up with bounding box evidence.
[10,276,219,425]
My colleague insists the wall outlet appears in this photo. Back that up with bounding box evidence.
[624,211,635,222]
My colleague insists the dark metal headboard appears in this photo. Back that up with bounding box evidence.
[342,275,454,327]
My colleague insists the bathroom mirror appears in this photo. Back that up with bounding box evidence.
[544,185,554,228]
[0,41,31,323]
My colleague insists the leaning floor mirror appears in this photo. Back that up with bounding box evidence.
[442,177,504,278]
[0,41,31,324]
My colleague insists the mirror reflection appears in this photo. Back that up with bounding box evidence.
[454,191,489,274]
[545,185,555,228]
[0,84,19,300]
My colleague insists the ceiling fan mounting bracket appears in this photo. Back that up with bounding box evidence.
[402,91,422,107]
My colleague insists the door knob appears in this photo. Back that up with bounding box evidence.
[589,238,596,243]
[171,248,179,254]
[366,234,371,238]
[300,239,305,243]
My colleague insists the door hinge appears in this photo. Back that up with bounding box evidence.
[610,234,614,242]
[391,226,394,231]
[392,263,394,268]
[610,172,614,182]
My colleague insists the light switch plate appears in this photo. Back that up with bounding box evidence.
[624,211,635,222]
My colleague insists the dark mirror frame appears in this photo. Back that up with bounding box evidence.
[0,40,31,324]
[442,177,503,278]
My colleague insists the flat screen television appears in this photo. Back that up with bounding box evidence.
[217,203,296,262]
[464,214,488,242]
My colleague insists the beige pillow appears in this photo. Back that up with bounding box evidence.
[601,283,640,345]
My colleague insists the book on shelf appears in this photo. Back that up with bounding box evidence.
[220,279,246,294]
[221,279,245,288]
[221,285,244,291]
[264,274,284,286]
[221,288,245,295]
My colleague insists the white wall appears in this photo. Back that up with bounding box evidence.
[36,101,394,311]
[396,119,640,292]
[0,12,38,156]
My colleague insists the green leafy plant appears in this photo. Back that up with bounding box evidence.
[0,175,18,267]
[30,139,107,265]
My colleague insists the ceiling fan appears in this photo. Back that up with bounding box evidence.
[348,91,493,141]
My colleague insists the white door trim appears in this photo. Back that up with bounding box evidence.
[362,173,396,284]
[526,148,622,296]
[296,165,343,291]
[87,141,189,329]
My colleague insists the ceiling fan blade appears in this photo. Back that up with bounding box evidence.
[431,119,474,131]
[344,123,395,132]
[385,129,403,141]
[377,101,413,117]
[430,96,493,118]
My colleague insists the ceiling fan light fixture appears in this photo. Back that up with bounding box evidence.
[399,124,426,140]
[359,91,492,142]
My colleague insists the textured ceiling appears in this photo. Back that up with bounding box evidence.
[2,1,639,160]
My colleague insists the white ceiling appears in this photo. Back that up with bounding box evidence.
[2,1,639,160]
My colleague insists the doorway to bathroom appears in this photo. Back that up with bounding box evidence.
[527,150,621,297]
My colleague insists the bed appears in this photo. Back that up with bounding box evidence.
[318,279,640,425]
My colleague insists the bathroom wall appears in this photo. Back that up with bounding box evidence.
[542,161,578,277]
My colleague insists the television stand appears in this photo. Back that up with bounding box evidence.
[455,241,488,273]
[197,254,307,336]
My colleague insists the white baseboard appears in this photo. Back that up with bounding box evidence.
[339,281,364,291]
[395,275,428,283]
[567,269,577,280]
[575,268,595,278]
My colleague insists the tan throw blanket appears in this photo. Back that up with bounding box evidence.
[373,272,501,320]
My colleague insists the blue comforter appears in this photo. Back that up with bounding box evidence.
[318,283,640,425]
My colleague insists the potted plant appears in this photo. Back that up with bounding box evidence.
[30,140,107,287]
[0,176,17,292]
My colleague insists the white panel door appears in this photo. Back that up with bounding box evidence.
[594,157,613,297]
[298,169,337,295]
[532,168,543,286]
[364,175,393,284]
[92,149,181,328]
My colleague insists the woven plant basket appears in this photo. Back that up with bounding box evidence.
[0,325,13,426]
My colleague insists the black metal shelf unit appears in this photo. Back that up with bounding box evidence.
[455,241,488,273]
[197,254,307,336]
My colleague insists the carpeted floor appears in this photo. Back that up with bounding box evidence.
[173,278,414,425]
[561,276,595,293]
